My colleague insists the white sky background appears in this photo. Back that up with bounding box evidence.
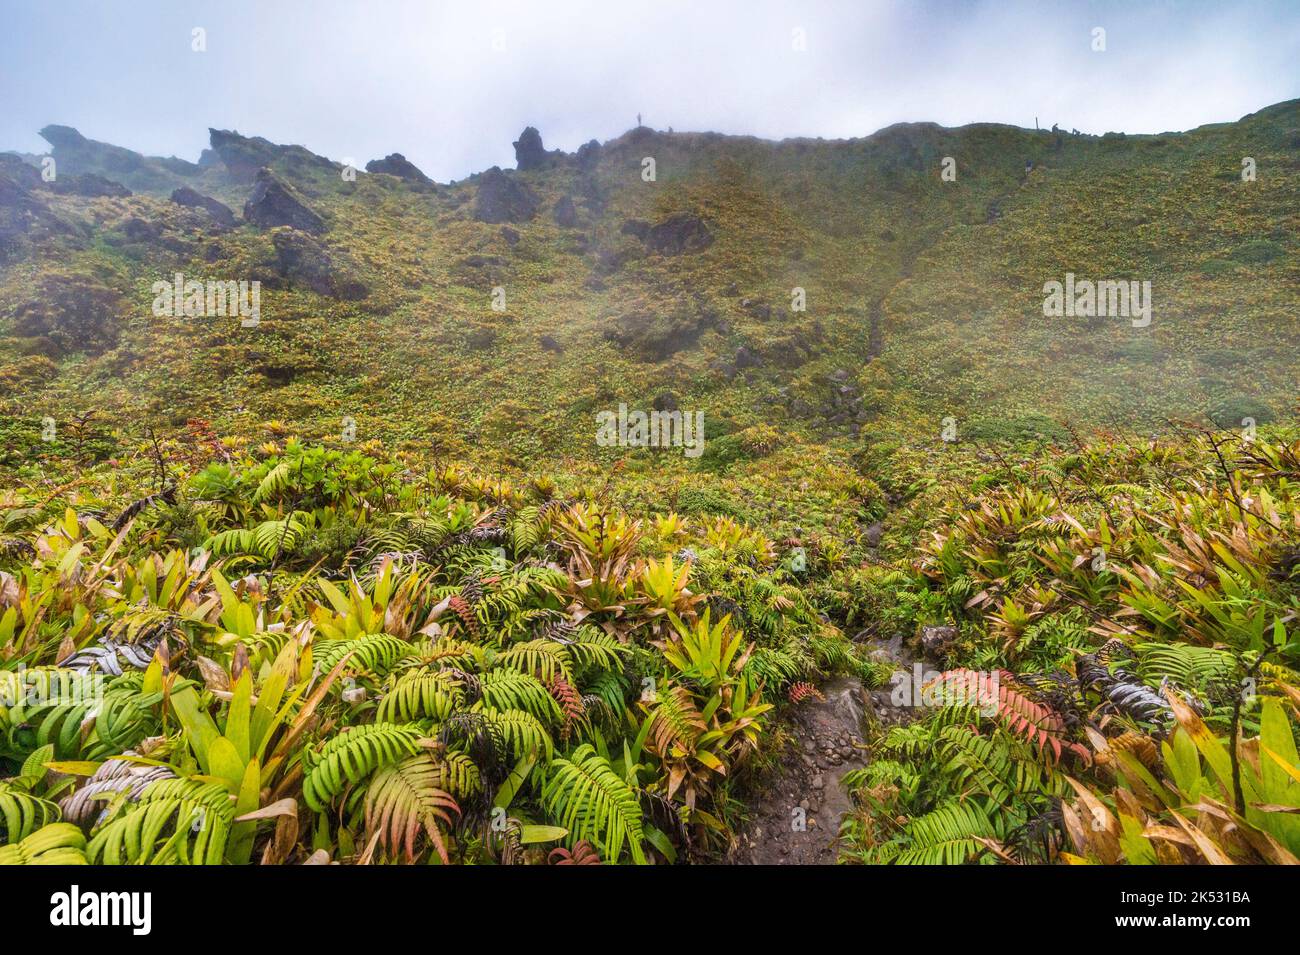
[2,0,1298,182]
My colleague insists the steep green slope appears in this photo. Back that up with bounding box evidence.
[1,102,1296,483]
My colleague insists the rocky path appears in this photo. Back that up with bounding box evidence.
[729,634,918,865]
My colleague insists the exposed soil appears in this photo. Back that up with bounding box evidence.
[729,634,920,865]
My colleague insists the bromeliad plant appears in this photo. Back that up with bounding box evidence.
[1063,692,1300,864]
[641,611,772,827]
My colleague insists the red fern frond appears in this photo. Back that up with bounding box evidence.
[549,840,602,865]
[548,676,586,742]
[788,681,825,705]
[447,594,480,639]
[928,669,1090,764]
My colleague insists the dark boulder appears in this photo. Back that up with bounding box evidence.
[645,214,713,255]
[267,227,367,299]
[170,187,236,226]
[500,226,520,246]
[759,334,813,369]
[553,195,578,228]
[243,168,325,234]
[464,326,497,351]
[473,167,539,223]
[652,392,679,412]
[620,219,651,240]
[539,334,564,353]
[513,126,548,171]
[594,244,640,275]
[365,152,432,184]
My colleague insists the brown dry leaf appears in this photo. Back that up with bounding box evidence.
[56,631,77,665]
[1168,810,1235,865]
[195,655,230,692]
[231,643,250,684]
[1236,823,1300,864]
[1059,799,1091,856]
[1141,824,1194,847]
[972,836,1018,863]
[1064,777,1122,864]
[0,571,18,607]
[237,797,300,865]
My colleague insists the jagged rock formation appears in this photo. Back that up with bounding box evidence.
[0,155,76,264]
[38,125,201,193]
[243,168,326,233]
[474,167,539,223]
[365,153,432,184]
[603,300,720,361]
[209,128,337,181]
[170,187,236,226]
[575,139,602,171]
[617,214,713,255]
[512,126,551,171]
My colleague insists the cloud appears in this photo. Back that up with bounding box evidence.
[1,0,1296,181]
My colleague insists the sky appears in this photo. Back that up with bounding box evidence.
[2,0,1298,183]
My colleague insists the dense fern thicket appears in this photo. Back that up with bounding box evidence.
[0,435,879,864]
[834,423,1300,865]
[1,420,1297,865]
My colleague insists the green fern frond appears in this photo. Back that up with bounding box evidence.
[0,783,60,843]
[86,778,233,865]
[302,723,426,811]
[542,744,646,864]
[427,751,482,799]
[0,823,88,865]
[479,669,564,724]
[473,707,554,760]
[377,668,464,722]
[892,800,997,865]
[314,635,412,677]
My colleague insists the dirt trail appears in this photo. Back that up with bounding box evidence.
[730,635,918,865]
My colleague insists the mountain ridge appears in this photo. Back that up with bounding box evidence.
[15,94,1299,190]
